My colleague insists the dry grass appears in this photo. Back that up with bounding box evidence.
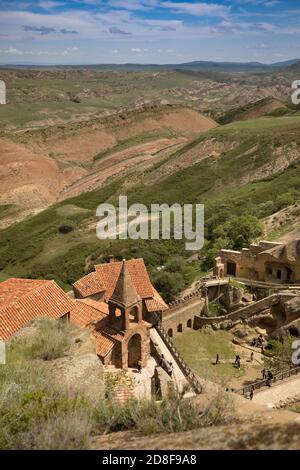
[0,319,235,449]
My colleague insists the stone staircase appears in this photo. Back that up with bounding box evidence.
[153,316,202,394]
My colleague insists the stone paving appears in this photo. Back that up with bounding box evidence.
[253,375,300,408]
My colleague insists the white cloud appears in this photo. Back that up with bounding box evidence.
[0,46,59,55]
[160,1,230,17]
[38,1,67,9]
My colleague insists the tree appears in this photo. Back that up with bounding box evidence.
[213,215,264,250]
[153,271,185,303]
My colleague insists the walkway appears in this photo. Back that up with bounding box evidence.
[132,356,157,400]
[150,328,188,392]
[253,375,300,408]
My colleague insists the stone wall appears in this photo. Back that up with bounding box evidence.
[162,294,205,337]
[194,293,297,329]
[216,240,300,284]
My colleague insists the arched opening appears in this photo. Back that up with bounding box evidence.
[115,307,122,317]
[187,319,192,328]
[127,334,142,368]
[167,328,173,338]
[129,305,139,323]
[177,324,183,333]
[227,262,236,277]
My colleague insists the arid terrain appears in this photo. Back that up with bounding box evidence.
[1,64,300,451]
[0,67,297,227]
[0,64,300,288]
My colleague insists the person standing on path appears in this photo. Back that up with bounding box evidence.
[250,351,254,362]
[216,354,220,365]
[168,362,174,378]
[266,370,273,387]
[250,386,254,400]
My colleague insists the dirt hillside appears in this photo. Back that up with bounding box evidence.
[238,98,287,121]
[0,106,217,225]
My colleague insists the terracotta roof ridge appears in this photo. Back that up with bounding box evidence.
[95,257,144,267]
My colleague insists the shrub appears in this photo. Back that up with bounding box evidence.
[12,318,71,361]
[212,215,264,250]
[58,224,74,234]
[0,347,90,449]
[93,389,234,436]
[153,271,185,303]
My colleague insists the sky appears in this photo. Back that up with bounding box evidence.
[0,0,299,64]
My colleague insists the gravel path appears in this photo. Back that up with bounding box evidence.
[253,376,300,408]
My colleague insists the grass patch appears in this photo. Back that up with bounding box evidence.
[15,318,71,361]
[173,329,246,385]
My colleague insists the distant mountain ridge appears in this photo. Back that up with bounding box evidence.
[1,59,299,72]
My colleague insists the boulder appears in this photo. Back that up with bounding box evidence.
[283,296,300,323]
[49,353,104,401]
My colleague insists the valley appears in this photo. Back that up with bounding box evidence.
[1,65,300,296]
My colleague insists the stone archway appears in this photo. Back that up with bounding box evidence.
[127,333,142,368]
[168,328,173,338]
[187,319,192,328]
[177,324,183,333]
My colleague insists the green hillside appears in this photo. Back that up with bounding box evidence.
[1,114,300,295]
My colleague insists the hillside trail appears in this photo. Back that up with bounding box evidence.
[252,375,300,409]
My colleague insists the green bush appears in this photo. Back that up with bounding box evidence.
[212,215,264,251]
[152,271,185,303]
[0,345,90,449]
[93,389,234,436]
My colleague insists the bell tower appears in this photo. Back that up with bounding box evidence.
[108,260,142,331]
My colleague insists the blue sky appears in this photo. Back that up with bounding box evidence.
[0,1,299,64]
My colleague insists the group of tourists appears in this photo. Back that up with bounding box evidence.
[251,334,265,354]
[262,368,274,387]
[159,354,174,378]
[215,353,246,369]
[248,369,274,400]
[215,349,257,369]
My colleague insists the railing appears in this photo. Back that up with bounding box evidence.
[236,365,300,397]
[154,314,202,394]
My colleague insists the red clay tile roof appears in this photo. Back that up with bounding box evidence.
[70,299,108,328]
[73,259,168,312]
[70,299,122,357]
[92,330,115,357]
[0,279,74,341]
[73,271,105,298]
